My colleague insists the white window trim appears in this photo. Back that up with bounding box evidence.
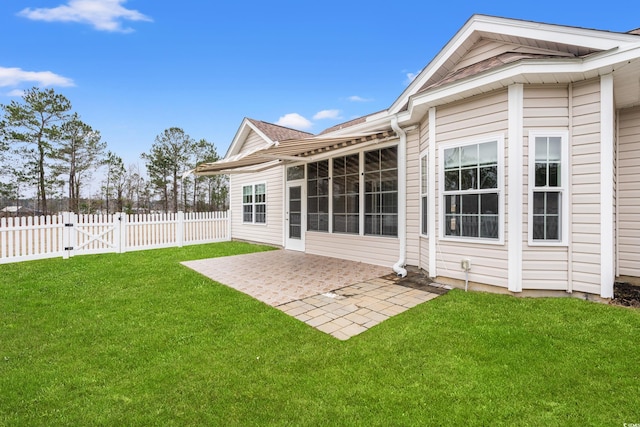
[527,130,569,246]
[242,182,267,226]
[438,134,505,245]
[420,151,428,237]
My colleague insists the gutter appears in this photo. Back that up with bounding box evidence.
[390,117,407,278]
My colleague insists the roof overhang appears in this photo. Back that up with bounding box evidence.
[397,45,640,125]
[195,129,396,175]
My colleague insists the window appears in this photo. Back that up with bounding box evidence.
[529,132,568,244]
[364,147,398,236]
[442,139,500,240]
[420,153,428,235]
[287,165,304,181]
[333,154,360,234]
[242,183,266,224]
[307,160,329,232]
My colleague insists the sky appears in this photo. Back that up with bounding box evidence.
[1,0,639,169]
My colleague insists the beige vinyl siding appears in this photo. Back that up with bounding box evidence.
[522,85,569,290]
[241,130,271,154]
[419,117,430,272]
[570,79,602,294]
[618,106,640,277]
[229,166,284,247]
[435,90,510,288]
[305,232,398,267]
[406,130,421,266]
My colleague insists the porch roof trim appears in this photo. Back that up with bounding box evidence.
[195,129,394,175]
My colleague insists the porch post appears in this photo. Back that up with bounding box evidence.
[508,84,524,292]
[600,74,615,298]
[428,107,437,278]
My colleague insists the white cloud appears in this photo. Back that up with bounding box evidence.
[18,0,152,33]
[404,70,420,85]
[313,109,341,120]
[347,95,373,102]
[6,89,25,97]
[276,113,313,130]
[0,67,75,88]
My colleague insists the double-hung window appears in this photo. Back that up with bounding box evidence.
[529,131,568,244]
[420,153,428,236]
[242,183,266,224]
[442,138,501,240]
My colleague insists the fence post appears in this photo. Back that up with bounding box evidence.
[177,211,185,247]
[118,212,127,253]
[62,212,72,259]
[227,210,232,241]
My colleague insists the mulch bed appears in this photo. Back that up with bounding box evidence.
[612,282,640,308]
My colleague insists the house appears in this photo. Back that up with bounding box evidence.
[195,15,640,299]
[0,205,36,217]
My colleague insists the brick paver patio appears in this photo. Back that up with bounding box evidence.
[183,250,448,340]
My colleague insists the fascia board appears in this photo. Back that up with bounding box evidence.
[318,115,393,138]
[472,15,640,49]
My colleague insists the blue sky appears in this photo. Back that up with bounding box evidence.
[1,0,638,167]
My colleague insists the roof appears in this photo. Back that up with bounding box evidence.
[199,14,640,175]
[246,118,313,141]
[195,129,394,175]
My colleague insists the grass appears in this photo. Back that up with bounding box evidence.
[1,241,639,426]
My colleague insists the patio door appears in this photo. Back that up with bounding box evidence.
[285,182,305,251]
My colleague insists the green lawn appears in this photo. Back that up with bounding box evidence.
[1,242,639,426]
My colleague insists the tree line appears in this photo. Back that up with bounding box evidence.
[0,87,228,215]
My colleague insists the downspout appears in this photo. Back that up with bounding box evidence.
[391,117,407,277]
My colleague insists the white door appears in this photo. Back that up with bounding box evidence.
[285,182,305,251]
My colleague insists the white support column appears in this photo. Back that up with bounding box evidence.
[508,84,524,292]
[600,74,615,298]
[428,107,437,278]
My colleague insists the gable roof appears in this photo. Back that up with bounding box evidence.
[388,14,640,117]
[246,118,313,142]
[225,117,313,158]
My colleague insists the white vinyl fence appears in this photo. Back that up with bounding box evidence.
[0,211,231,264]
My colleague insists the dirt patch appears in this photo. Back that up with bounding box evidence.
[382,269,450,295]
[612,282,640,308]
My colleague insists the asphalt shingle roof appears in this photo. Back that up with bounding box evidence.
[246,118,313,142]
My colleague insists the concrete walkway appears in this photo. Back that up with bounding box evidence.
[183,250,448,340]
